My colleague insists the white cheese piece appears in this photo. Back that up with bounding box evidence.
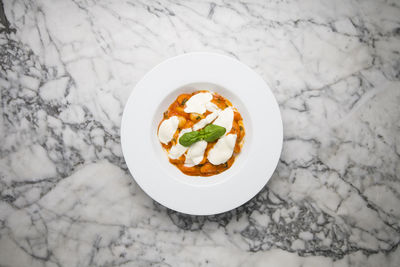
[169,128,191,159]
[158,116,179,144]
[184,140,207,167]
[192,110,220,131]
[212,107,234,134]
[184,92,213,114]
[206,102,219,112]
[207,134,237,165]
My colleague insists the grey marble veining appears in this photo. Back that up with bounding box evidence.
[0,0,399,266]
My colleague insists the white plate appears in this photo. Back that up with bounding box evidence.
[121,52,282,215]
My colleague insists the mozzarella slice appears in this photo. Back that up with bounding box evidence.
[169,128,191,159]
[184,141,207,167]
[192,110,220,131]
[213,107,234,134]
[206,102,219,112]
[158,116,179,144]
[184,92,213,114]
[207,134,237,165]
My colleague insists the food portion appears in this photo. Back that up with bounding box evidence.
[157,91,245,176]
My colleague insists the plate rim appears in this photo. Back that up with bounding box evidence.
[121,52,283,215]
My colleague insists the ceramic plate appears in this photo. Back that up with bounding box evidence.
[121,52,282,215]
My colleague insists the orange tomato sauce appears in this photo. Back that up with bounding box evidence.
[158,91,245,176]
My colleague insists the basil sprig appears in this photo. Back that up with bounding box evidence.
[179,124,226,147]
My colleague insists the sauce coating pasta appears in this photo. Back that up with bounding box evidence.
[158,91,245,176]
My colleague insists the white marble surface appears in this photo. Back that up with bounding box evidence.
[1,0,400,266]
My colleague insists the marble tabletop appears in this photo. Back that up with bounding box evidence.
[1,0,400,266]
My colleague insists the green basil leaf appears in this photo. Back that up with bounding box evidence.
[179,131,201,147]
[178,124,226,147]
[203,124,226,142]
